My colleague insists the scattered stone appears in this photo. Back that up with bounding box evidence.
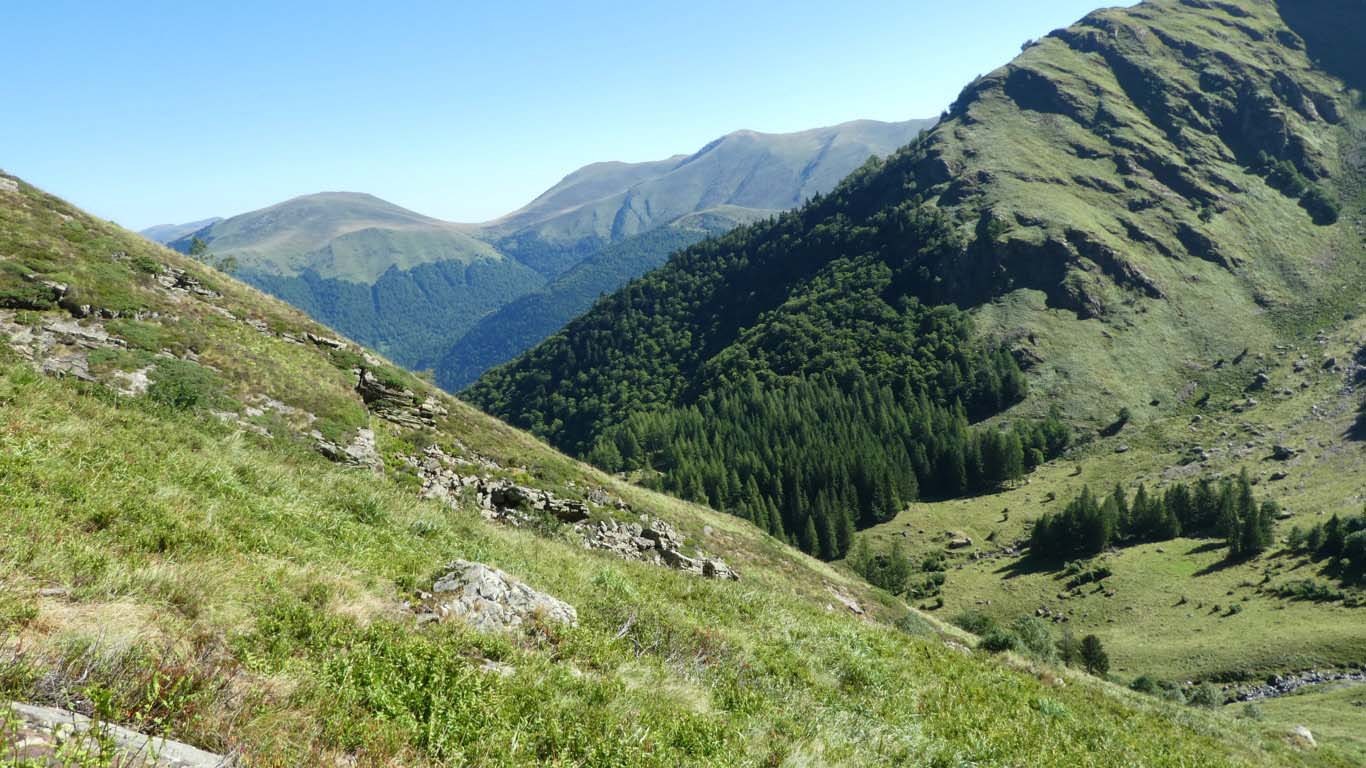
[155,266,220,298]
[478,659,516,677]
[947,536,974,550]
[1269,471,1289,482]
[583,517,739,580]
[828,586,865,615]
[1287,725,1317,749]
[413,560,577,632]
[1271,445,1297,461]
[314,428,382,472]
[412,446,736,580]
[1249,372,1272,391]
[4,702,228,767]
[488,481,590,523]
[304,331,347,350]
[111,365,153,396]
[1233,669,1366,702]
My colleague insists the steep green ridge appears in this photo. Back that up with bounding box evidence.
[468,0,1363,521]
[434,224,717,390]
[2,172,1341,766]
[247,258,545,369]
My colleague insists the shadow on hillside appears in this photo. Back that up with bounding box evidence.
[1192,553,1244,577]
[992,556,1057,581]
[1185,540,1225,556]
[1279,1,1366,92]
[1349,402,1366,441]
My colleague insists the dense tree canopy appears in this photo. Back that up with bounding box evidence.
[1031,471,1275,560]
[466,138,1076,559]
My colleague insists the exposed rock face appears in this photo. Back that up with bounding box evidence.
[156,266,220,298]
[412,446,738,580]
[4,702,230,767]
[583,517,739,581]
[0,311,126,383]
[355,368,447,428]
[413,560,577,632]
[314,428,382,472]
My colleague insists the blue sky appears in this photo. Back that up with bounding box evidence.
[2,1,1131,230]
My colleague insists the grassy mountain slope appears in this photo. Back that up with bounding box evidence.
[427,123,933,385]
[465,0,1365,750]
[1,171,1349,766]
[467,0,1363,512]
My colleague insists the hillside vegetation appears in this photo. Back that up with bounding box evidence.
[0,169,1351,765]
[466,0,1365,753]
[468,0,1364,551]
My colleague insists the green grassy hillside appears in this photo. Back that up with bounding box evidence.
[1,171,1351,766]
[465,0,1365,755]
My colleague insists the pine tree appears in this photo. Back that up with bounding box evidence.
[1080,634,1110,676]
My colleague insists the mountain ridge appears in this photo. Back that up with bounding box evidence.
[145,116,933,374]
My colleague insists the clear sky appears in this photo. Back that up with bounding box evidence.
[1,1,1132,230]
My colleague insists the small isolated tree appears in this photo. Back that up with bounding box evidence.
[188,236,208,257]
[1189,682,1223,709]
[1057,626,1081,666]
[1080,634,1109,676]
[1010,616,1057,663]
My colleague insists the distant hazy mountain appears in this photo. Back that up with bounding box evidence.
[158,193,542,367]
[487,118,936,277]
[164,192,501,282]
[140,217,222,244]
[144,118,933,375]
[432,118,935,386]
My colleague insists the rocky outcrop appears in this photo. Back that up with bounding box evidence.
[3,702,230,767]
[314,428,382,472]
[412,446,738,580]
[583,517,739,580]
[412,560,577,632]
[356,368,447,428]
[0,311,126,383]
[414,445,584,524]
[156,266,220,299]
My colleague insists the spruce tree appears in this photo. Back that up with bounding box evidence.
[1081,634,1110,675]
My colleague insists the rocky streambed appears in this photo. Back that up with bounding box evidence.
[1229,668,1366,702]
